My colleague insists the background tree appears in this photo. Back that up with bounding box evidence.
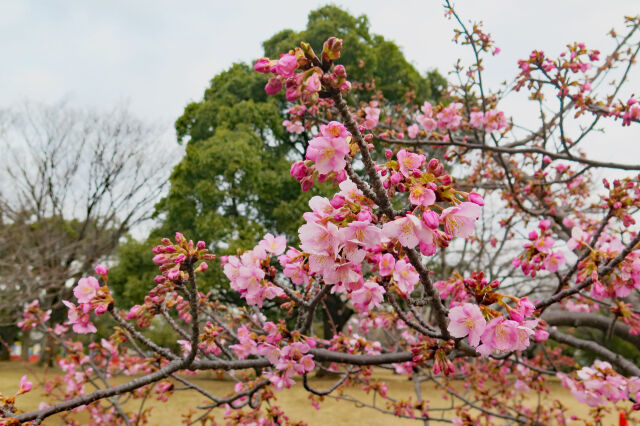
[0,102,169,360]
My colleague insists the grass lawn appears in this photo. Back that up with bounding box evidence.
[0,361,629,425]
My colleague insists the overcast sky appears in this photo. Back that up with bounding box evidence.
[2,0,639,164]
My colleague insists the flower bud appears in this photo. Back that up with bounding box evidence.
[300,176,314,192]
[334,64,347,78]
[390,173,403,185]
[152,254,168,265]
[322,37,343,62]
[265,76,283,95]
[196,241,206,250]
[422,210,440,229]
[290,161,308,180]
[339,81,351,92]
[385,149,393,159]
[94,264,108,275]
[254,57,272,74]
[167,268,180,280]
[285,86,299,101]
[330,195,346,209]
[468,192,484,206]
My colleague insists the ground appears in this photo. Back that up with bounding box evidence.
[0,361,629,425]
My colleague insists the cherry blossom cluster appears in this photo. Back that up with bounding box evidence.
[409,101,508,136]
[289,121,353,191]
[222,233,287,307]
[512,220,567,277]
[447,298,547,356]
[124,233,213,328]
[254,36,349,104]
[558,361,640,409]
[561,220,640,301]
[515,42,600,98]
[361,101,381,130]
[228,323,315,391]
[282,104,307,134]
[61,265,113,334]
[17,300,50,331]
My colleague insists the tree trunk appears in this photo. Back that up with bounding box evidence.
[0,324,18,360]
[21,330,30,361]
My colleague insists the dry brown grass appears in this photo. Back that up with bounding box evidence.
[0,361,627,425]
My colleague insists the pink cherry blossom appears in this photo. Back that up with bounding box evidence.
[341,221,381,249]
[484,109,508,131]
[363,105,380,129]
[477,317,521,355]
[567,226,590,250]
[534,237,555,254]
[283,119,304,134]
[393,259,419,295]
[382,214,434,249]
[299,221,342,255]
[407,124,419,138]
[73,277,100,304]
[543,251,566,272]
[321,121,350,139]
[409,184,436,207]
[440,202,482,239]
[417,115,437,131]
[305,135,350,175]
[447,303,486,347]
[265,76,283,95]
[378,253,396,276]
[396,149,425,178]
[274,54,297,78]
[469,111,485,128]
[253,58,272,73]
[436,102,463,130]
[352,281,385,312]
[259,233,287,255]
[62,300,97,334]
[18,375,33,395]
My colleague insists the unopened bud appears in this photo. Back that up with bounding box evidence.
[322,37,343,62]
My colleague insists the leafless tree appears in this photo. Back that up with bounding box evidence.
[0,101,172,359]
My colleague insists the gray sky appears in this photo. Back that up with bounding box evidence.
[2,1,639,164]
